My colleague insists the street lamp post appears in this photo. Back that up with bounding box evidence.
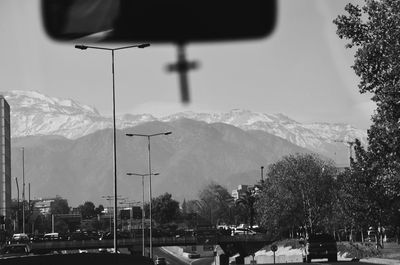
[126,172,159,257]
[22,147,25,234]
[76,43,150,252]
[15,178,19,233]
[126,132,171,258]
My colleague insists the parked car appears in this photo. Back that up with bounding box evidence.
[100,231,132,240]
[69,232,92,241]
[0,243,30,257]
[29,234,44,242]
[10,233,30,244]
[232,228,258,236]
[301,233,337,263]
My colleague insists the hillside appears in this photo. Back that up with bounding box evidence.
[11,119,310,206]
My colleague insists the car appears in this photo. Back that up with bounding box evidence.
[69,232,91,241]
[301,233,338,263]
[29,234,44,242]
[0,243,30,257]
[10,233,30,244]
[232,228,258,236]
[155,257,167,265]
[100,231,132,240]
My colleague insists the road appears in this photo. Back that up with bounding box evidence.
[152,249,385,265]
[277,261,384,265]
[154,247,214,265]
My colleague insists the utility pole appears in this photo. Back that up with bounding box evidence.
[28,183,31,234]
[52,214,54,233]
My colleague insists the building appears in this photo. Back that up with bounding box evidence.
[0,96,11,227]
[231,185,249,201]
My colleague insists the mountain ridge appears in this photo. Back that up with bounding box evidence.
[11,119,311,206]
[3,90,367,165]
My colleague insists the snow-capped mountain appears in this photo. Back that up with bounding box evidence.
[3,90,367,164]
[3,90,156,139]
[161,109,367,151]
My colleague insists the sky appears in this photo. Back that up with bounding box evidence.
[0,0,373,129]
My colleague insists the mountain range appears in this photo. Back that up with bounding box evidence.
[4,90,367,163]
[4,90,367,205]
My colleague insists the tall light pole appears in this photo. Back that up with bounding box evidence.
[22,147,25,234]
[76,43,150,253]
[126,132,171,258]
[15,178,19,233]
[126,172,159,257]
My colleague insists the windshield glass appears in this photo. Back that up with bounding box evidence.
[0,0,399,263]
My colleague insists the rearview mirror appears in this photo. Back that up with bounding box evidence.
[42,0,277,43]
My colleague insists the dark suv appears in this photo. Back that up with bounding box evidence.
[301,233,337,263]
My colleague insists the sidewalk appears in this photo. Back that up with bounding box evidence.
[361,258,400,265]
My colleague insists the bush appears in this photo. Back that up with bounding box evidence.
[337,242,381,259]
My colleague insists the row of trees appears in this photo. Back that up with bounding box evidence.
[186,152,399,245]
[185,0,400,244]
[136,184,260,232]
[149,1,400,243]
[9,196,106,234]
[10,152,398,243]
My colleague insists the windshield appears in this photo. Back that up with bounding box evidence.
[0,0,399,264]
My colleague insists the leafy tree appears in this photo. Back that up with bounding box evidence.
[185,200,201,214]
[95,205,104,216]
[339,140,398,243]
[50,196,70,215]
[79,201,96,219]
[148,193,180,225]
[54,219,69,233]
[33,214,47,233]
[256,153,337,238]
[198,182,234,225]
[334,0,400,244]
[180,200,208,227]
[181,199,187,215]
[334,0,400,189]
[335,165,371,241]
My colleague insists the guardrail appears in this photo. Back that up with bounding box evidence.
[29,234,270,252]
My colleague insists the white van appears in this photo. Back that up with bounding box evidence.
[43,232,59,241]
